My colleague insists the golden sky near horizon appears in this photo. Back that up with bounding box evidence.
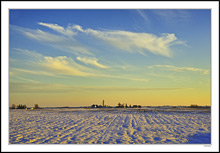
[9,9,211,107]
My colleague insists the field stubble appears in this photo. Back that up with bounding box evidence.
[9,108,211,144]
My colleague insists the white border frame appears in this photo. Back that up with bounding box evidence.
[1,1,219,152]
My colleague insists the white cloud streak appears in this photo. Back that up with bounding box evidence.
[38,22,76,37]
[11,25,92,56]
[40,56,148,82]
[11,48,148,82]
[77,56,108,68]
[13,48,43,59]
[10,68,61,78]
[41,56,90,77]
[136,10,151,25]
[152,10,191,24]
[72,25,184,57]
[13,22,185,57]
[148,65,210,74]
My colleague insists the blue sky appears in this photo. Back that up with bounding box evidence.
[9,9,211,107]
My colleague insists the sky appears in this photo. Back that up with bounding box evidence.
[9,9,211,107]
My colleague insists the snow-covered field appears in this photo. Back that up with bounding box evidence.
[9,108,211,144]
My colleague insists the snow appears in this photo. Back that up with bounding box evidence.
[9,108,211,144]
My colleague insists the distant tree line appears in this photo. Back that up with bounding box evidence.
[114,102,141,108]
[189,104,210,108]
[16,104,27,109]
[90,100,141,109]
[10,104,40,109]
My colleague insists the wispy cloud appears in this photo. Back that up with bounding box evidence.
[98,74,148,83]
[9,76,40,84]
[136,10,151,25]
[81,86,188,92]
[12,23,185,57]
[41,56,91,77]
[38,22,76,37]
[13,48,43,59]
[10,68,60,78]
[41,56,148,82]
[10,25,92,56]
[77,56,108,68]
[148,65,210,74]
[11,48,92,77]
[73,25,184,57]
[10,48,148,82]
[152,10,191,24]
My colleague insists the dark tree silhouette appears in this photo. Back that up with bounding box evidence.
[17,104,27,109]
[11,104,16,109]
[34,104,39,109]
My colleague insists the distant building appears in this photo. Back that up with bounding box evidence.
[91,104,98,108]
[91,100,108,108]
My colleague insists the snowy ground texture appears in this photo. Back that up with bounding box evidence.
[9,108,211,144]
